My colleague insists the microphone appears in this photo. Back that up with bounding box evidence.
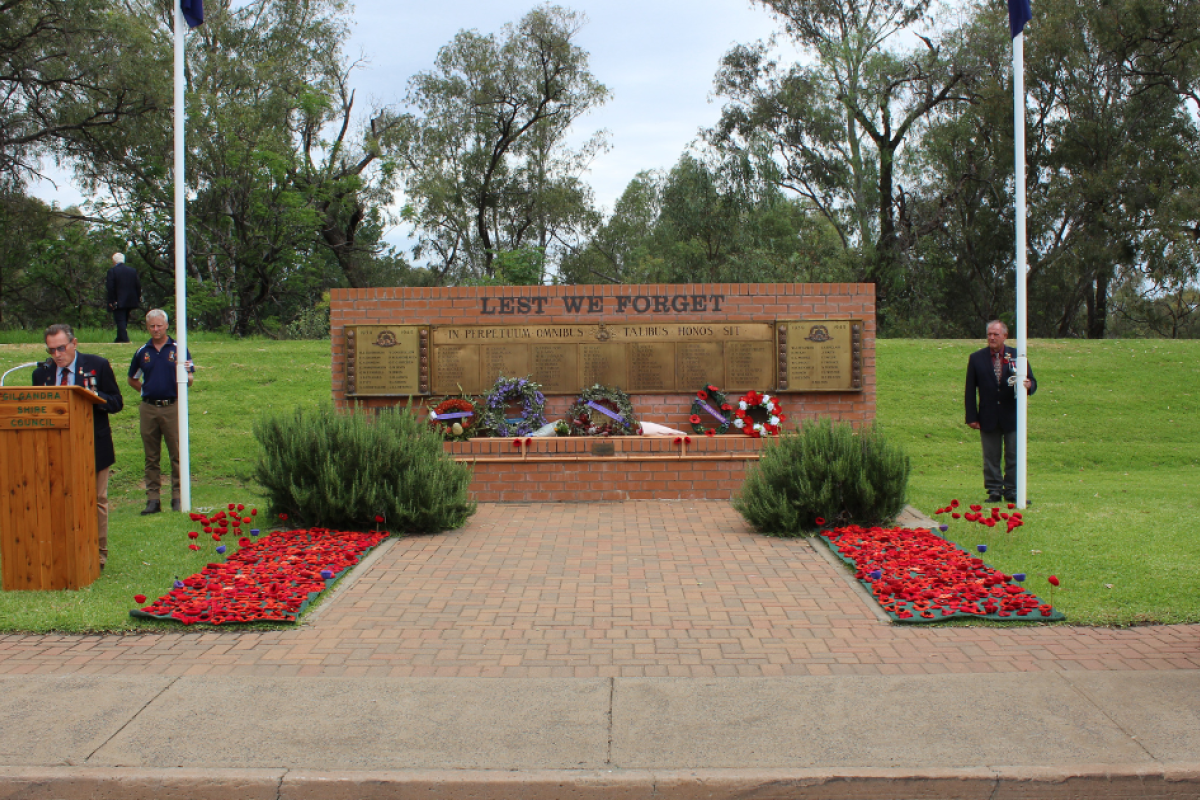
[1,362,42,387]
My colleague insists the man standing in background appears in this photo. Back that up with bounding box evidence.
[128,309,194,514]
[32,324,124,568]
[965,320,1036,503]
[105,253,141,343]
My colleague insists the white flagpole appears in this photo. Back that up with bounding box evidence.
[173,0,192,512]
[1014,30,1028,510]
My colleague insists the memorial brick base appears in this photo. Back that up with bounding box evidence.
[330,282,876,503]
[445,434,768,502]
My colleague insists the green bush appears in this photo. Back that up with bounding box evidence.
[733,419,910,536]
[253,402,476,533]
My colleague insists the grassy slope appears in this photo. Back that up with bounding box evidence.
[0,336,1196,630]
[879,339,1200,625]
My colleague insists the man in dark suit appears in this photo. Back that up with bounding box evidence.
[965,320,1037,503]
[105,253,141,343]
[32,324,124,568]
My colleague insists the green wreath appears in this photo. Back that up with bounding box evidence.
[689,384,732,436]
[567,384,640,436]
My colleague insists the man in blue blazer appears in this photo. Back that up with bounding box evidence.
[965,320,1036,503]
[31,324,124,568]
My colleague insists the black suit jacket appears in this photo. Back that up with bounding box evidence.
[964,345,1037,434]
[31,353,123,471]
[105,263,142,310]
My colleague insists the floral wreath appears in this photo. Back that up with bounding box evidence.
[567,384,640,436]
[689,384,732,436]
[480,375,547,437]
[428,396,479,441]
[732,390,785,437]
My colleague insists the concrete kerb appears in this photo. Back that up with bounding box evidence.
[3,765,1200,800]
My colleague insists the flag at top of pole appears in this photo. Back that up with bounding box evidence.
[181,0,204,28]
[1008,0,1032,38]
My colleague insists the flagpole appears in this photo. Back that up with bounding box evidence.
[173,0,192,512]
[1014,29,1028,510]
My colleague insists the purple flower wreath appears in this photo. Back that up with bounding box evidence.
[480,376,547,437]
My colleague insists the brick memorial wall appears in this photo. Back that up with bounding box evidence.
[330,283,875,502]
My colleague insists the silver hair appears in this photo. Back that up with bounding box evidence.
[112,253,125,264]
[986,320,1008,335]
[44,323,75,342]
[146,308,169,324]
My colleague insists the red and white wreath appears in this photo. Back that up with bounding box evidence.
[732,390,786,437]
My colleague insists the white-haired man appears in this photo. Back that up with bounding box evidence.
[105,253,141,343]
[128,309,194,514]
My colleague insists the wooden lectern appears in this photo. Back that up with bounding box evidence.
[0,385,105,590]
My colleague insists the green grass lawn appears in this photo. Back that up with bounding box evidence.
[0,335,1196,630]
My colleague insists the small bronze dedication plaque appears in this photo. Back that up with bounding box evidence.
[346,326,428,396]
[777,320,863,392]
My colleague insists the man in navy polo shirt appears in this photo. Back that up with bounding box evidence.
[128,309,194,514]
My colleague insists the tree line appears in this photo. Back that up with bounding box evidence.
[1,0,1196,337]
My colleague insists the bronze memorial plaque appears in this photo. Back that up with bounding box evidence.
[675,342,724,389]
[778,320,863,392]
[725,341,776,390]
[626,342,675,392]
[579,343,626,389]
[531,344,577,394]
[346,326,428,396]
[433,345,482,395]
[480,344,529,384]
[409,320,858,395]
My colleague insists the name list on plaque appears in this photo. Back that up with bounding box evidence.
[345,326,429,396]
[345,320,863,395]
[776,320,863,392]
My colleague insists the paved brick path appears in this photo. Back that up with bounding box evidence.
[0,502,1196,677]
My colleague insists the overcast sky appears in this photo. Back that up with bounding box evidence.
[32,0,799,248]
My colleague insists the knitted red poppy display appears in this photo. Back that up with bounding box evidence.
[131,511,388,625]
[819,525,1065,623]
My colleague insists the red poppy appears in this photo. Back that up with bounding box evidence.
[188,544,201,551]
[237,504,245,511]
[228,504,235,510]
[375,515,384,523]
[512,438,522,448]
[188,531,199,539]
[251,508,257,516]
[689,414,702,424]
[684,436,692,444]
[720,403,732,411]
[134,594,147,604]
[673,437,682,444]
[705,429,715,437]
[951,513,961,520]
[814,517,826,526]
[1048,575,1060,587]
[279,513,288,521]
[697,390,708,400]
[950,499,960,508]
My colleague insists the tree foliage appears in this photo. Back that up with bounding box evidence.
[395,4,609,284]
